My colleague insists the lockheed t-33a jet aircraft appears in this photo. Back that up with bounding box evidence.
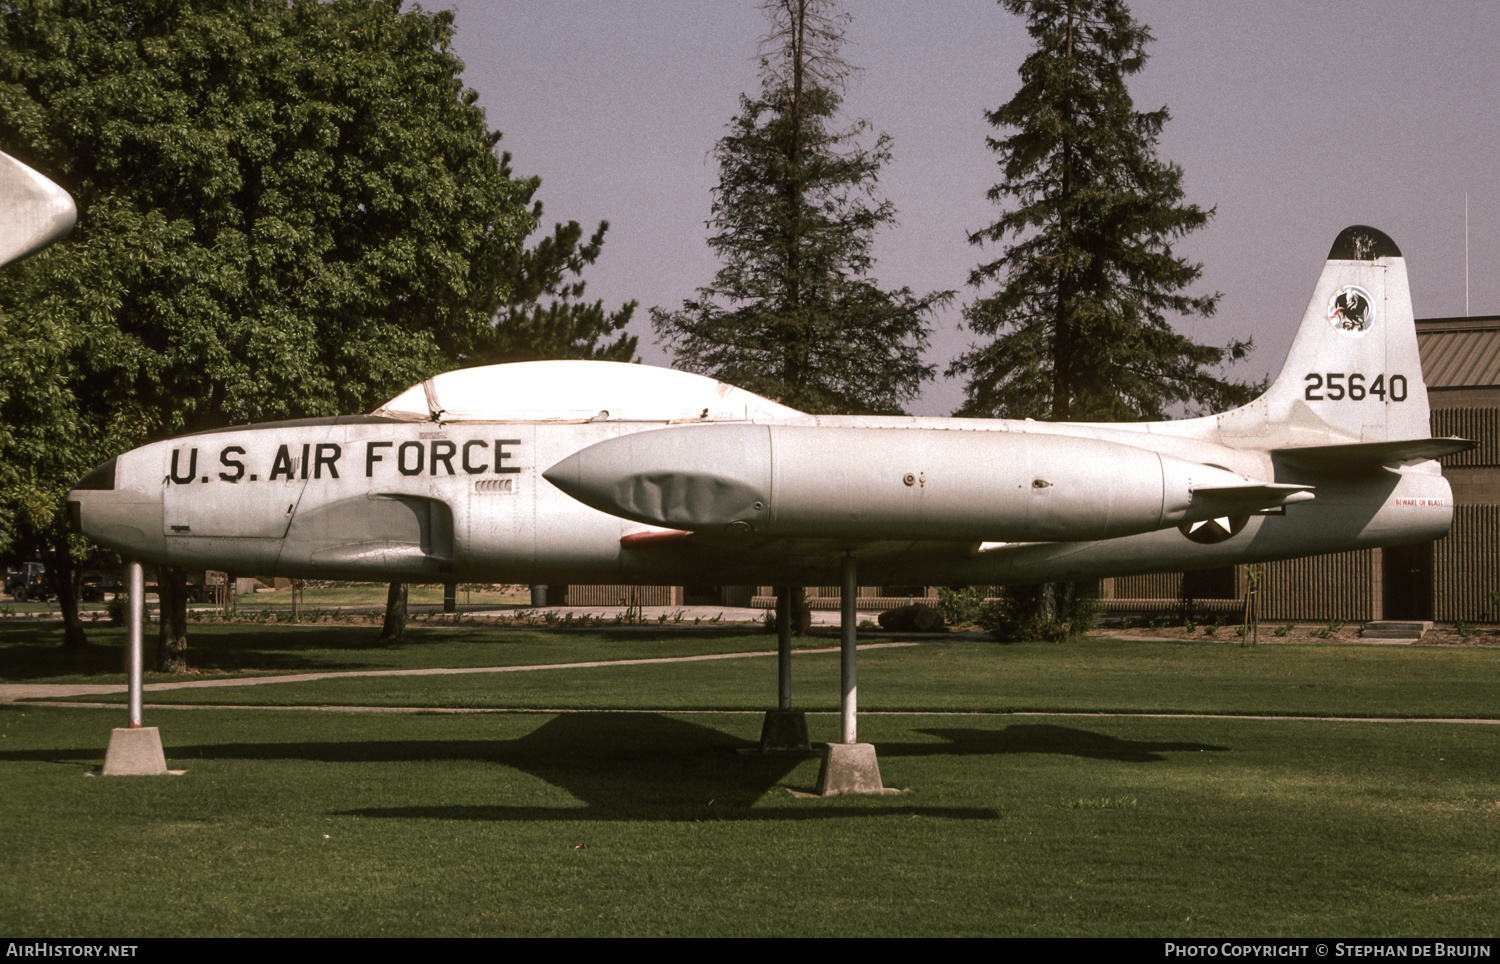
[33,123,1455,787]
[71,225,1462,600]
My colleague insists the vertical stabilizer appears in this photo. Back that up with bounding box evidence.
[1216,226,1429,446]
[0,150,76,268]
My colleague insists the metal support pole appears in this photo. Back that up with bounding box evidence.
[776,586,792,711]
[840,554,857,744]
[126,560,144,729]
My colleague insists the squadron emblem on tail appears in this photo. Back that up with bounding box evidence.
[1328,285,1374,336]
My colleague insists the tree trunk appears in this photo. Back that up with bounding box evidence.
[1039,581,1058,621]
[771,586,813,635]
[155,566,189,673]
[379,582,408,642]
[791,586,812,635]
[50,541,88,650]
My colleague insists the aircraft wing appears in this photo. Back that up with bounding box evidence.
[617,527,972,584]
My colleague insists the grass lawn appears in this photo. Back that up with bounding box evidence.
[10,621,1500,720]
[1,706,1496,936]
[0,622,821,685]
[145,635,1500,719]
[3,623,1498,936]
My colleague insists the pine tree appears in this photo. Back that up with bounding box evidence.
[651,0,949,416]
[951,0,1254,422]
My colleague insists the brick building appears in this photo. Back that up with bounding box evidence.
[1102,314,1500,624]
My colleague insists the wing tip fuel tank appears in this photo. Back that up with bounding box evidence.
[543,424,772,532]
[546,424,1304,544]
[0,150,76,268]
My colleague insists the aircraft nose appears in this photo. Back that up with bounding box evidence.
[67,452,167,561]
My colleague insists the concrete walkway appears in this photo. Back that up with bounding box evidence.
[468,604,847,626]
[0,640,928,705]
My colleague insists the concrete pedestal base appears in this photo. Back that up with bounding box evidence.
[815,742,893,796]
[757,709,812,752]
[101,727,169,776]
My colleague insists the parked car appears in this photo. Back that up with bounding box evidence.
[5,562,47,602]
[80,572,122,602]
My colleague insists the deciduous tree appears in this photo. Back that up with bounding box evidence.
[0,0,534,659]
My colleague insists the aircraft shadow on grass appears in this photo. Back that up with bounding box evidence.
[315,713,999,822]
[903,725,1229,764]
[94,713,1227,819]
[4,714,1224,820]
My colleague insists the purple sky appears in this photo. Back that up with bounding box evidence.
[446,0,1500,416]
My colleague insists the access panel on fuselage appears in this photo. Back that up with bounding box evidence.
[460,424,539,575]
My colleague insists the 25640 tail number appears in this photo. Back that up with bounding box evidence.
[1304,373,1407,402]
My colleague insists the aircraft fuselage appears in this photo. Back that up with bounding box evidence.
[70,409,1452,588]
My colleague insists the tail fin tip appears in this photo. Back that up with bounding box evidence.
[1328,225,1401,261]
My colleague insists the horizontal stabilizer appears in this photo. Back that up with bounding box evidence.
[1191,482,1316,515]
[1274,437,1474,471]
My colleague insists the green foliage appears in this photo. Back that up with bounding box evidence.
[1310,619,1345,640]
[651,1,950,415]
[978,585,1098,642]
[1274,622,1294,637]
[1,0,534,431]
[0,0,535,568]
[950,0,1255,420]
[935,586,995,627]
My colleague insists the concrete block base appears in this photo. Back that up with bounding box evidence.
[757,709,812,753]
[101,727,169,776]
[1362,621,1432,640]
[815,742,895,796]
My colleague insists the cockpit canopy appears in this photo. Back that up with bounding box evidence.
[371,360,802,423]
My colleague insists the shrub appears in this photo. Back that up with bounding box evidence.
[978,585,1098,642]
[877,604,946,632]
[935,586,995,627]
